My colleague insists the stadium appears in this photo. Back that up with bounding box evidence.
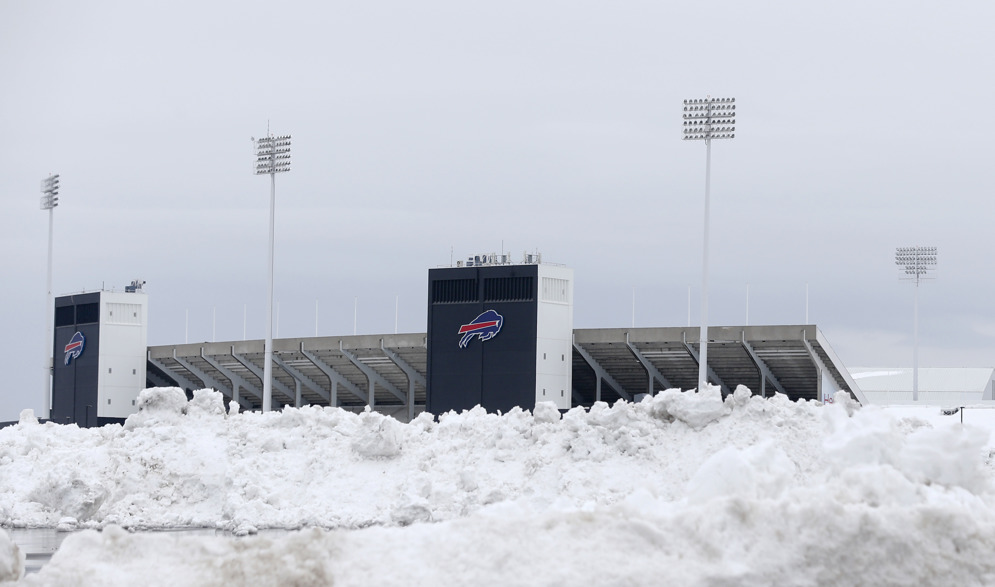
[37,252,874,429]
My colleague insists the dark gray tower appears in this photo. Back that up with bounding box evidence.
[52,292,101,426]
[426,254,572,415]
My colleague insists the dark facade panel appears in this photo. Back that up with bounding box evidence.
[51,293,102,427]
[427,265,539,415]
[75,303,99,324]
[52,321,100,426]
[54,305,75,328]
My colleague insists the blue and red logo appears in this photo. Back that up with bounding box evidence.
[64,331,85,365]
[458,310,503,348]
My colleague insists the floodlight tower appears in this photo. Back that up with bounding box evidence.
[40,173,60,418]
[895,246,937,401]
[683,97,735,392]
[254,133,291,412]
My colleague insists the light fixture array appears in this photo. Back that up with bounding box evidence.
[895,246,937,281]
[40,174,60,210]
[683,97,736,141]
[254,135,292,175]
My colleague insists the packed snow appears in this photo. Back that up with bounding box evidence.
[3,386,995,585]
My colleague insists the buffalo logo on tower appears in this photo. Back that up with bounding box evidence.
[64,331,86,365]
[458,310,504,348]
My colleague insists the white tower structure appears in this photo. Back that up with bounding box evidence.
[51,281,149,426]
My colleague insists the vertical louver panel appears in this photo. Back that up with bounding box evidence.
[484,276,534,302]
[541,277,569,303]
[432,278,478,303]
[106,303,142,325]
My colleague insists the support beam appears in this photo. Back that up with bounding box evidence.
[340,342,406,404]
[801,330,831,402]
[199,350,263,402]
[813,328,866,404]
[681,332,730,396]
[573,342,631,402]
[169,358,214,394]
[272,354,331,403]
[148,354,201,392]
[231,350,297,406]
[300,345,367,405]
[381,341,425,422]
[380,344,426,388]
[166,350,253,410]
[170,351,231,397]
[625,333,672,395]
[145,368,175,389]
[740,332,788,398]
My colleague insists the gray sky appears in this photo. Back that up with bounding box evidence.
[3,0,994,421]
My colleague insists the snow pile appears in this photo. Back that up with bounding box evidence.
[0,529,24,583]
[15,497,995,587]
[5,386,830,531]
[4,386,995,584]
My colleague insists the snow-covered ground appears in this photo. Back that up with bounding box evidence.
[3,386,995,585]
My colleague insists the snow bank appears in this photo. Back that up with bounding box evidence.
[20,494,995,586]
[3,386,832,531]
[0,529,24,583]
[5,387,995,584]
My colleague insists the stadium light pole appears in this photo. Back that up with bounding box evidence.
[254,133,291,412]
[40,173,60,419]
[895,246,937,402]
[683,96,735,392]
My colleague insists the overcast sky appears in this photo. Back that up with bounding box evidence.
[3,0,994,421]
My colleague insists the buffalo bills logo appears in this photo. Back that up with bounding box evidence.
[64,331,85,365]
[458,310,503,348]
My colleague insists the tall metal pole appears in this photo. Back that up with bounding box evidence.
[698,137,712,391]
[687,286,691,327]
[913,279,919,400]
[264,171,276,412]
[40,174,59,419]
[683,97,735,392]
[45,206,54,410]
[895,246,937,402]
[254,133,291,412]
